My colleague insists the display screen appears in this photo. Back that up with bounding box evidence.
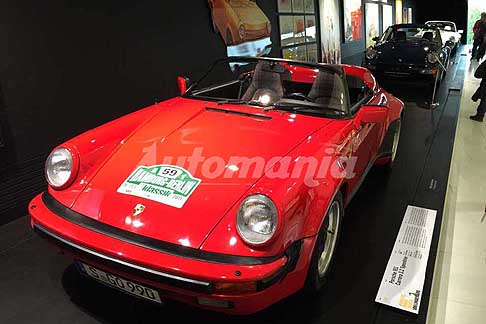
[344,0,363,42]
[366,3,380,48]
[319,0,341,64]
[395,0,403,24]
[383,5,394,31]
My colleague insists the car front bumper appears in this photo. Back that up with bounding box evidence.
[364,62,440,82]
[29,192,314,315]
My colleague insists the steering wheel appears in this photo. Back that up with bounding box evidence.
[283,92,313,102]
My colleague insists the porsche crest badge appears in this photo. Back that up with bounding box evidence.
[132,204,146,217]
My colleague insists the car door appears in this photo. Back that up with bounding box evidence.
[346,77,383,190]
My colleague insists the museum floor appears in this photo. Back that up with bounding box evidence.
[426,56,486,324]
[0,48,484,324]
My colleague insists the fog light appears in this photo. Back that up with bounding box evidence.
[197,297,233,309]
[214,281,257,294]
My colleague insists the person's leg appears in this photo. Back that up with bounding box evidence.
[479,40,486,60]
[472,38,480,58]
[470,98,486,122]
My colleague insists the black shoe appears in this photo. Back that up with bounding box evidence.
[470,115,484,122]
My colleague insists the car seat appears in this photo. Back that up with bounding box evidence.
[242,62,285,103]
[308,68,346,112]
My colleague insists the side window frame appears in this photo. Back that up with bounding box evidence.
[346,74,374,115]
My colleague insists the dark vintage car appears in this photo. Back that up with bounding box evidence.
[363,24,451,87]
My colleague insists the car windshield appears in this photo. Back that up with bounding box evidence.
[426,22,455,32]
[185,58,348,117]
[381,26,439,43]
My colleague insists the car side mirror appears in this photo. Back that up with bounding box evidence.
[458,29,464,34]
[177,76,190,95]
[356,106,387,127]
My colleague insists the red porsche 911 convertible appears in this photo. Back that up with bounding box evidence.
[29,57,403,315]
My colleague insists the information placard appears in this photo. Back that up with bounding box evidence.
[375,206,437,314]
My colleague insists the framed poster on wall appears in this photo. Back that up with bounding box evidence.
[395,0,403,24]
[383,4,393,31]
[407,8,413,23]
[365,3,380,48]
[278,0,318,62]
[403,7,408,23]
[278,0,292,13]
[344,0,363,42]
[319,0,341,64]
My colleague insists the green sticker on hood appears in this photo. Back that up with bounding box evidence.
[117,165,201,208]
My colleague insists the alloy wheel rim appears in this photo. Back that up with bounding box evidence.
[391,121,401,163]
[317,201,340,277]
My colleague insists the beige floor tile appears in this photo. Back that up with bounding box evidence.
[432,252,486,307]
[429,53,486,323]
[428,298,486,324]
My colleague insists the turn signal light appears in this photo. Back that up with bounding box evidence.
[214,281,257,294]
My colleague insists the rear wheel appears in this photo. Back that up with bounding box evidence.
[304,191,343,294]
[390,119,401,166]
[384,118,402,169]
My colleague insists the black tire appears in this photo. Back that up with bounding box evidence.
[304,191,343,294]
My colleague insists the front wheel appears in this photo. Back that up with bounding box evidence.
[304,191,343,294]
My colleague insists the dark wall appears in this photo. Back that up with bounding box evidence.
[0,0,278,224]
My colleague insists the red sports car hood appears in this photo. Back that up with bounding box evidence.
[71,98,331,248]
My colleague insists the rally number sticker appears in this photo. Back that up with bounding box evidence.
[117,165,201,208]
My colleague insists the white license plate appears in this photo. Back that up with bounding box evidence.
[78,262,162,303]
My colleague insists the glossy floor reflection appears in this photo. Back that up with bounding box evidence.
[426,54,486,324]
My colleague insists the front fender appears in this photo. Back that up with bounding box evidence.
[47,102,163,208]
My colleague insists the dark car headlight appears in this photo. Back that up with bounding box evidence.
[236,194,278,245]
[366,47,378,60]
[45,147,78,189]
[426,52,439,64]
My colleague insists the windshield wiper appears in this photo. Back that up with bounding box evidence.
[216,99,249,105]
[265,100,346,115]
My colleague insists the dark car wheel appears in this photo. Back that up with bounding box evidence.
[387,118,401,168]
[304,191,343,294]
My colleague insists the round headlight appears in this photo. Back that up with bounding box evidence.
[366,47,378,60]
[427,52,439,64]
[236,194,278,245]
[45,148,75,189]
